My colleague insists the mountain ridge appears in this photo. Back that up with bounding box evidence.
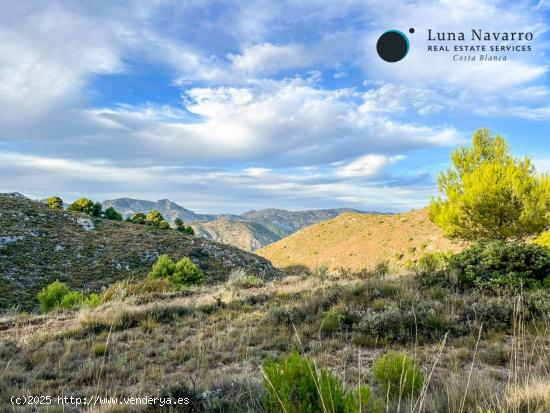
[102,197,378,250]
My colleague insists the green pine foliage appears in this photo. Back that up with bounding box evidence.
[430,129,549,241]
[47,196,63,209]
[146,210,164,226]
[263,351,382,413]
[175,218,195,235]
[104,207,123,221]
[372,352,424,398]
[37,280,90,312]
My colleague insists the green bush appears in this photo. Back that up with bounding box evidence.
[263,351,382,413]
[148,255,204,287]
[37,281,86,312]
[104,207,122,221]
[129,212,146,224]
[68,197,102,217]
[148,255,176,279]
[47,196,63,209]
[229,268,264,289]
[372,352,424,398]
[417,252,450,273]
[449,241,550,290]
[146,210,164,226]
[171,257,204,286]
[59,290,85,309]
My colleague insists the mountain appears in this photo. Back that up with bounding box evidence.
[257,208,462,271]
[191,218,281,252]
[0,194,282,311]
[241,208,371,238]
[101,198,220,222]
[101,198,374,251]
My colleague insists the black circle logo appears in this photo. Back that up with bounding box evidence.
[376,30,410,62]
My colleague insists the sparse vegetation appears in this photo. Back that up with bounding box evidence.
[263,351,382,413]
[229,268,264,289]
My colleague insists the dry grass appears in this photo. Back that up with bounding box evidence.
[1,271,549,412]
[258,208,463,272]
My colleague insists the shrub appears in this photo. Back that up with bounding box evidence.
[148,255,176,279]
[146,210,164,226]
[84,293,101,308]
[229,268,264,289]
[171,257,204,286]
[158,220,170,230]
[534,231,550,248]
[263,351,382,413]
[47,196,63,209]
[129,212,146,224]
[38,280,72,312]
[175,218,195,235]
[104,207,122,221]
[416,252,450,273]
[37,281,86,312]
[374,261,390,278]
[68,197,102,217]
[148,255,204,287]
[449,241,550,290]
[59,290,85,309]
[372,352,424,398]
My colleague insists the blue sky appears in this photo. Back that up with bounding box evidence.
[0,0,549,213]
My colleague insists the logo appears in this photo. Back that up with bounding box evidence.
[376,28,414,62]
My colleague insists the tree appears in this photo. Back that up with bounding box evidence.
[171,257,204,286]
[175,218,195,235]
[130,212,146,224]
[146,210,165,226]
[158,220,170,230]
[148,254,176,279]
[104,207,123,221]
[430,129,550,241]
[47,196,63,209]
[68,197,95,215]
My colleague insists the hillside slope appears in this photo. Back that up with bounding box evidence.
[102,198,220,222]
[101,199,374,251]
[0,194,281,311]
[258,208,462,271]
[191,218,280,252]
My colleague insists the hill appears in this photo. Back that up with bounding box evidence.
[191,218,280,252]
[0,194,281,311]
[101,198,220,222]
[241,207,370,238]
[101,198,373,251]
[257,207,462,271]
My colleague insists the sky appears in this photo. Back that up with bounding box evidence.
[0,0,549,213]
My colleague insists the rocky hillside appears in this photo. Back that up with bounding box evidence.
[0,194,282,311]
[102,198,220,222]
[101,198,372,251]
[258,208,462,271]
[191,218,280,252]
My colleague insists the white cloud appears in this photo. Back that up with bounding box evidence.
[228,43,318,74]
[335,154,405,177]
